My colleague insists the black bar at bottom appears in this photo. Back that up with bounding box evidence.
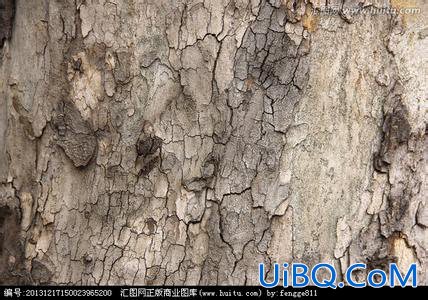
[0,286,425,299]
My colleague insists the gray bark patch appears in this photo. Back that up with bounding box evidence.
[31,260,53,285]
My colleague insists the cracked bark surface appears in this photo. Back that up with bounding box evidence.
[0,0,426,285]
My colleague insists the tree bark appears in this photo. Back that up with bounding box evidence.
[0,0,426,285]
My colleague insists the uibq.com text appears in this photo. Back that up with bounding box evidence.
[259,263,417,288]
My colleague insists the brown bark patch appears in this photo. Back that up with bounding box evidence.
[0,205,31,285]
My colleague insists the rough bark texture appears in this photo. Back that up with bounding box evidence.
[0,0,426,285]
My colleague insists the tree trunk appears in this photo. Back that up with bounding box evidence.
[0,0,426,285]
